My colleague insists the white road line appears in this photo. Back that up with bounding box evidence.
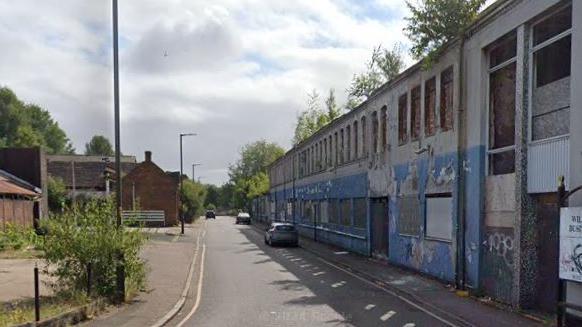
[176,243,207,327]
[331,281,346,288]
[334,251,349,255]
[380,311,396,321]
[365,304,376,310]
[403,323,415,327]
[300,264,311,268]
[313,271,325,276]
[313,256,461,327]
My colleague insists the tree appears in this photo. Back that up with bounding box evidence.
[293,89,342,145]
[47,176,68,212]
[228,140,284,210]
[204,184,220,209]
[180,179,207,220]
[0,87,75,154]
[404,0,486,61]
[85,135,114,156]
[346,45,404,109]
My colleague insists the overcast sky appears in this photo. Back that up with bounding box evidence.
[0,0,491,185]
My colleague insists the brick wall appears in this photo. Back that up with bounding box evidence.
[121,154,178,226]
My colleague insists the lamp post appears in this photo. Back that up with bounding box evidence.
[112,0,124,303]
[180,133,197,235]
[192,163,201,182]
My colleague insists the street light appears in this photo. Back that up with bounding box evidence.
[180,133,197,235]
[192,163,202,182]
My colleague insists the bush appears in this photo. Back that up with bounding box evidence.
[40,199,147,300]
[0,224,39,251]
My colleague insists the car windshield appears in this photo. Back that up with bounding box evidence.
[275,225,295,232]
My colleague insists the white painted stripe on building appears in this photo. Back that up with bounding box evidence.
[380,311,396,321]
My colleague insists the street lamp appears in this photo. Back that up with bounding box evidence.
[180,133,197,235]
[192,163,202,182]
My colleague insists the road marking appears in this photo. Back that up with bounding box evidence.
[380,311,396,321]
[313,256,461,327]
[331,281,346,288]
[365,304,376,310]
[403,323,415,327]
[300,264,311,268]
[313,271,325,276]
[176,243,206,327]
[334,251,348,255]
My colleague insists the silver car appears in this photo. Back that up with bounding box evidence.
[264,223,299,247]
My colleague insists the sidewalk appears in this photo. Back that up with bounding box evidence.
[255,222,545,327]
[0,259,53,303]
[82,223,203,327]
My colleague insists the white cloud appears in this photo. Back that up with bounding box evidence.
[0,0,412,185]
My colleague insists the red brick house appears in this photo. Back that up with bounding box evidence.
[121,151,179,226]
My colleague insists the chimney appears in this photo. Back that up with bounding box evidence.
[145,151,152,162]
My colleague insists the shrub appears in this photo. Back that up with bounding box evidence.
[40,199,147,300]
[0,223,39,251]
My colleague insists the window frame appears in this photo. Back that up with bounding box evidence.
[398,93,408,145]
[410,85,421,141]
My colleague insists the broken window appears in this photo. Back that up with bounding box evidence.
[346,125,351,161]
[424,77,436,136]
[398,93,408,145]
[361,116,367,156]
[381,107,387,151]
[411,86,421,140]
[372,111,379,153]
[440,67,454,131]
[353,121,359,158]
[531,5,571,141]
[488,32,517,175]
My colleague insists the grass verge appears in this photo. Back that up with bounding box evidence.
[0,295,88,327]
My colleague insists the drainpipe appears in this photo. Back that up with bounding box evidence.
[456,36,467,290]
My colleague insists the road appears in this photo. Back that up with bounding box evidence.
[169,216,454,327]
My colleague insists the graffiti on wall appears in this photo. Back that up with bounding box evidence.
[486,231,514,268]
[481,227,515,304]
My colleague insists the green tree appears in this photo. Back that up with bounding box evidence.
[180,179,207,220]
[0,87,75,154]
[228,140,284,210]
[85,135,114,156]
[293,89,342,145]
[404,0,486,61]
[346,45,404,109]
[204,184,220,208]
[47,176,68,212]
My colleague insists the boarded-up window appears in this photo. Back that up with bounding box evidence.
[353,121,359,158]
[329,199,338,224]
[334,132,338,166]
[531,6,571,141]
[399,196,421,236]
[320,200,329,223]
[424,77,436,136]
[426,195,453,241]
[398,93,408,145]
[361,116,367,156]
[340,129,344,164]
[381,107,387,150]
[340,199,352,226]
[372,111,379,153]
[353,198,367,228]
[411,86,421,140]
[346,125,351,161]
[488,32,517,175]
[328,135,333,166]
[440,67,454,131]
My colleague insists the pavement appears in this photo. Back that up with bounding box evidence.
[0,259,53,303]
[81,223,203,327]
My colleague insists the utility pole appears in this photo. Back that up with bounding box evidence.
[192,163,201,182]
[180,133,196,234]
[112,0,124,303]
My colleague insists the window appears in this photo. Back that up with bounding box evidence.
[320,200,329,223]
[372,111,379,153]
[361,116,367,156]
[411,86,421,140]
[340,129,344,164]
[398,93,408,144]
[328,135,332,166]
[531,6,571,141]
[399,195,421,236]
[334,132,338,166]
[353,198,367,228]
[346,125,351,161]
[425,195,453,241]
[424,77,436,136]
[329,199,338,224]
[323,138,328,168]
[381,107,387,150]
[440,67,454,131]
[353,121,359,158]
[488,32,517,175]
[340,199,352,226]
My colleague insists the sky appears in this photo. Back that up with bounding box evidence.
[0,0,490,185]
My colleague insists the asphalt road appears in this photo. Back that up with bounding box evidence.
[171,216,452,327]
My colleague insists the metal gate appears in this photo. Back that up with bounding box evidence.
[370,197,389,259]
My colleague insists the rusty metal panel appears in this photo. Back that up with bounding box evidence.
[528,136,569,193]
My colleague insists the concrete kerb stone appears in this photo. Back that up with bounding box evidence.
[14,299,106,327]
[149,220,205,327]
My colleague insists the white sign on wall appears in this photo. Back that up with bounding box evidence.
[559,207,582,282]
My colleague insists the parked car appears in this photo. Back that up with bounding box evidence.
[235,212,251,224]
[264,222,298,247]
[205,210,216,219]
